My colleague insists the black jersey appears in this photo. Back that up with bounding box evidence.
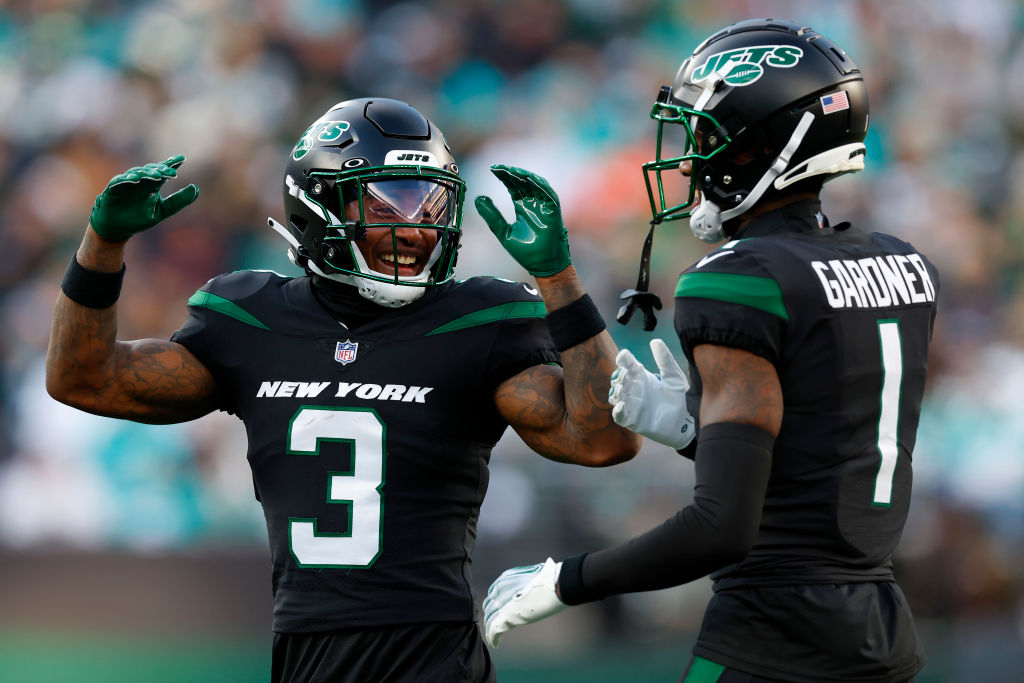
[171,271,558,633]
[675,201,936,680]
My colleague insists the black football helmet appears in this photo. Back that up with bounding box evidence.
[619,19,869,330]
[643,18,869,242]
[269,98,465,307]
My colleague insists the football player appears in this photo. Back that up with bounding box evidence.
[483,19,937,682]
[45,97,640,682]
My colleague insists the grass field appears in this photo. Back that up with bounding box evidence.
[2,629,1016,682]
[0,549,1019,682]
[0,633,690,682]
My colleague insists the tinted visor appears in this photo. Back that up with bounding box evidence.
[350,178,455,227]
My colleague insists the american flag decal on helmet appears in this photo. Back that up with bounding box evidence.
[820,91,849,115]
[335,340,359,365]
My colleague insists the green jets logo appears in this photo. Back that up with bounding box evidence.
[693,45,804,86]
[291,120,351,160]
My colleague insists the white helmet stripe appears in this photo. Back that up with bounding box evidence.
[718,110,815,223]
[689,110,815,242]
[267,217,301,250]
[686,69,726,132]
[774,142,866,190]
[285,174,343,225]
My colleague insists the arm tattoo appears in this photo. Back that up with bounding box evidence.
[495,267,640,465]
[694,344,783,435]
[495,365,577,457]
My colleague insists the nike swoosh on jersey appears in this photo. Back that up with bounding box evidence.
[522,284,539,295]
[695,250,735,268]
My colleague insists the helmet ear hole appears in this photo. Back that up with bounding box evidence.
[289,215,308,234]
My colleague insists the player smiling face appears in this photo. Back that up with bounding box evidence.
[346,180,449,278]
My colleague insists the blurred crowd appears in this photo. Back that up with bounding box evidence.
[1,0,1023,669]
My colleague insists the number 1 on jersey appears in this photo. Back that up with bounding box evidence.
[287,407,386,567]
[874,320,903,506]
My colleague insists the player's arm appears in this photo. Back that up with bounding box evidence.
[556,343,781,589]
[694,343,783,430]
[476,165,640,467]
[45,157,218,425]
[482,342,782,647]
[493,265,638,466]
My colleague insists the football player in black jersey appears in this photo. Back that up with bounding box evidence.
[45,97,640,683]
[483,19,937,683]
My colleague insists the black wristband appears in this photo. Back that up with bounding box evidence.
[677,437,698,461]
[61,254,126,309]
[557,552,601,605]
[546,293,607,351]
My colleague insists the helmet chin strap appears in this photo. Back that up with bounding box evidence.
[616,71,732,330]
[268,216,301,251]
[690,110,816,243]
[311,263,427,308]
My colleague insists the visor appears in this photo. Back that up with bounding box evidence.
[357,178,455,226]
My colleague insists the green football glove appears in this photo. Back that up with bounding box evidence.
[474,164,572,277]
[89,155,199,242]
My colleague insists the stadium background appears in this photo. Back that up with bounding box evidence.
[2,0,1023,680]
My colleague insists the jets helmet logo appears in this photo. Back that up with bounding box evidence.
[292,120,351,160]
[692,45,804,86]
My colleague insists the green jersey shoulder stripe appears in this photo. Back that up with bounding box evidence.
[427,301,547,335]
[682,656,726,683]
[187,290,270,330]
[675,272,789,320]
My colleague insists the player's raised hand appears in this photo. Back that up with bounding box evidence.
[474,165,571,277]
[609,338,695,449]
[89,155,199,242]
[483,557,567,648]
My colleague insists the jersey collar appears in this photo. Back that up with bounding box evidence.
[732,197,830,239]
[292,275,454,334]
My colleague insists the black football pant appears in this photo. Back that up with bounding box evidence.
[272,621,494,683]
[681,655,917,682]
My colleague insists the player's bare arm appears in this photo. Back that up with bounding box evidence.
[493,266,637,466]
[476,165,640,467]
[46,157,218,424]
[693,343,783,435]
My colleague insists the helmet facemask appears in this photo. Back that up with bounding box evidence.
[327,170,461,282]
[620,93,735,331]
[293,165,465,307]
[644,84,824,243]
[642,94,732,227]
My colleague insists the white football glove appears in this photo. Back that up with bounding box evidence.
[483,557,566,648]
[609,338,695,450]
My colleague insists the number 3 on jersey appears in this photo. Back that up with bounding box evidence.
[287,407,386,567]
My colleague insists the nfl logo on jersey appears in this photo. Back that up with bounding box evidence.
[335,340,358,365]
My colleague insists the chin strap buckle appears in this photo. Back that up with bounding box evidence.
[616,219,663,331]
[616,288,662,331]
